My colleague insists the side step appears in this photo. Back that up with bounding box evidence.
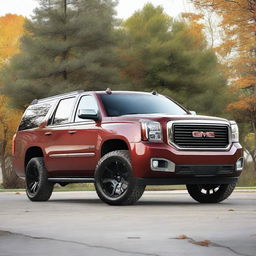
[48,178,94,183]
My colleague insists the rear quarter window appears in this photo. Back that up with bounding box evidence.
[18,103,52,131]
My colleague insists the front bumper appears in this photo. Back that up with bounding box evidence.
[130,142,243,179]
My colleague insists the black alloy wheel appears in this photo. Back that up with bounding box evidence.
[94,150,145,205]
[26,162,40,195]
[186,183,237,203]
[25,157,53,201]
[100,158,129,198]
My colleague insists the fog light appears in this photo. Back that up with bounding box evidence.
[236,158,244,171]
[152,160,159,168]
[151,158,175,172]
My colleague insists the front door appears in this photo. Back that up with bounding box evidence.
[44,95,100,177]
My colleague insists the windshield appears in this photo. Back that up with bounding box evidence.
[100,93,188,117]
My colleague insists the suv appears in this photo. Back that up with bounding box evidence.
[13,90,243,205]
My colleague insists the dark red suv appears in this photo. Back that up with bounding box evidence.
[13,90,243,205]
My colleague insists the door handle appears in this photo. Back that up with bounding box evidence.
[44,132,52,136]
[68,131,77,134]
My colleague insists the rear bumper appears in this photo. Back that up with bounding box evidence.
[130,142,243,179]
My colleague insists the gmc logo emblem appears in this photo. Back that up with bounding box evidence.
[192,131,215,138]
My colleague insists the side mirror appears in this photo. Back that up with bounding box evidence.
[78,109,99,121]
[189,110,197,115]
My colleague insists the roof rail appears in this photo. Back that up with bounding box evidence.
[31,90,84,105]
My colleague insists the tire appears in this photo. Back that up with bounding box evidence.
[186,183,237,203]
[94,150,145,205]
[25,157,54,201]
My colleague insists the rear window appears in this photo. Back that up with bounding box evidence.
[18,103,52,131]
[100,94,188,117]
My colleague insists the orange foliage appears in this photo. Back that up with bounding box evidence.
[181,12,206,48]
[0,95,22,155]
[0,14,25,67]
[193,0,256,122]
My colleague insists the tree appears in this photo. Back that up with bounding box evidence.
[118,4,230,116]
[2,0,120,108]
[0,95,23,188]
[192,0,256,170]
[0,14,25,68]
[0,14,25,69]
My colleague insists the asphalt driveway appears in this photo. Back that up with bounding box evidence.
[0,190,255,256]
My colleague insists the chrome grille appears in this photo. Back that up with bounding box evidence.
[168,121,230,150]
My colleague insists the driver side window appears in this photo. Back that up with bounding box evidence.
[75,95,99,122]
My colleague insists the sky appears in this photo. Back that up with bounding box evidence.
[0,0,194,19]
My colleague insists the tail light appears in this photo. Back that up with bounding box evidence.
[12,134,16,156]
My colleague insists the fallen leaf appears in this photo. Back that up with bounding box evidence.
[176,234,189,240]
[190,240,211,247]
[15,192,21,195]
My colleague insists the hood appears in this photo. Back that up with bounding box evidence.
[110,114,229,124]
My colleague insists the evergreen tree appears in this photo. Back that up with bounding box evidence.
[118,4,230,116]
[2,0,120,108]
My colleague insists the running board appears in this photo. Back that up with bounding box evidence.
[48,178,95,183]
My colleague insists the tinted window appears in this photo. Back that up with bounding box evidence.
[75,95,98,122]
[18,103,52,131]
[100,94,187,117]
[53,97,75,125]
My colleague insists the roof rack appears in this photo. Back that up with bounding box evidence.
[31,90,84,105]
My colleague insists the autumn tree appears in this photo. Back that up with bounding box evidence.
[2,0,121,108]
[0,14,25,68]
[0,96,23,188]
[118,4,230,116]
[0,14,25,187]
[192,0,256,170]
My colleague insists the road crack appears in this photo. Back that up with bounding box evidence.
[0,230,159,256]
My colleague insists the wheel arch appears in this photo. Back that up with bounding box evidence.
[100,139,129,157]
[24,146,44,170]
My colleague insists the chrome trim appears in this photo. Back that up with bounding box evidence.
[49,152,95,158]
[48,178,94,183]
[167,120,232,151]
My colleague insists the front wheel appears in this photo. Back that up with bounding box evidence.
[94,150,145,205]
[25,157,53,201]
[186,183,237,203]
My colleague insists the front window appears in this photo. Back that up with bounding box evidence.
[100,93,188,117]
[75,95,99,122]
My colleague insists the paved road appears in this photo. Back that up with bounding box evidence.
[0,190,255,256]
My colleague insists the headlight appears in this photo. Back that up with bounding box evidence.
[141,120,162,142]
[230,121,239,142]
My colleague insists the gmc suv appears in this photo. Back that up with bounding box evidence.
[13,90,244,205]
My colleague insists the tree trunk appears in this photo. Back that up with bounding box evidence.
[0,155,7,187]
[1,155,25,189]
[62,0,68,81]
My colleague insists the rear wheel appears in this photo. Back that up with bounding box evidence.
[94,150,145,205]
[186,183,236,203]
[25,157,53,201]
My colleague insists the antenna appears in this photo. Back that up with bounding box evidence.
[151,90,158,96]
[106,88,112,95]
